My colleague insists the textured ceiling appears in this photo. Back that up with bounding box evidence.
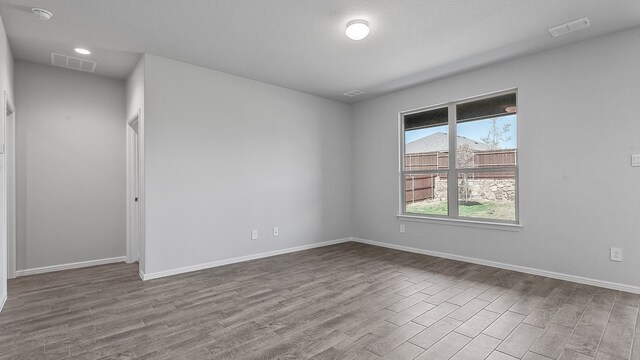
[1,0,639,103]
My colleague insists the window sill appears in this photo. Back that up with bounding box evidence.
[396,215,523,232]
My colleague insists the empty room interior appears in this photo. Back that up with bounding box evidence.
[0,1,639,359]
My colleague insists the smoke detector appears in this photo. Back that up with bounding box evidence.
[32,8,53,21]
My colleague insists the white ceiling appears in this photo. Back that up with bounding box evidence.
[1,0,639,103]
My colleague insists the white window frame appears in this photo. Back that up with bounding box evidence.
[398,89,521,230]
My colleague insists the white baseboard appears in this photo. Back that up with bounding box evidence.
[0,294,6,314]
[351,238,640,294]
[141,238,352,281]
[139,269,145,281]
[15,256,127,277]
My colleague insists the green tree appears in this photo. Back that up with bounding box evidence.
[481,119,512,149]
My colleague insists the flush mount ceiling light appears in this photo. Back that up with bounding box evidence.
[32,8,53,21]
[505,106,517,113]
[345,20,369,40]
[74,48,91,55]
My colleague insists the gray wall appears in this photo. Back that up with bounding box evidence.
[15,62,126,270]
[0,16,11,106]
[143,54,352,275]
[352,27,640,288]
[0,14,13,307]
[126,56,144,121]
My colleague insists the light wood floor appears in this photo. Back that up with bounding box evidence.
[1,242,638,360]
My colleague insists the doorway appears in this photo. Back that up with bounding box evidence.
[126,111,141,264]
[2,91,15,296]
[5,92,14,280]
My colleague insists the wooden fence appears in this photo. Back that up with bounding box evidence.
[405,149,516,203]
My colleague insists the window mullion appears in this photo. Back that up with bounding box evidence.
[447,103,458,218]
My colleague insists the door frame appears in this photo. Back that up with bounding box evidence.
[126,110,141,264]
[4,91,15,280]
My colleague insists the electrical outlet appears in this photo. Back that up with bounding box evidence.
[273,226,279,236]
[400,224,405,233]
[251,230,258,240]
[610,247,622,262]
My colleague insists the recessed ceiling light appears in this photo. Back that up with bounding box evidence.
[346,20,369,41]
[74,48,91,55]
[31,8,53,21]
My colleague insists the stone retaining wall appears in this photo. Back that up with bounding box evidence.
[434,178,516,202]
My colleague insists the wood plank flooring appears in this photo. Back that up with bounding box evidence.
[0,242,638,360]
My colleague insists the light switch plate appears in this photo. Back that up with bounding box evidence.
[400,224,405,233]
[251,230,258,240]
[632,154,640,167]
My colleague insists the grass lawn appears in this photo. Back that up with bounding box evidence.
[406,199,515,221]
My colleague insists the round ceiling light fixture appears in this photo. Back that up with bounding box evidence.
[345,20,369,41]
[32,8,53,21]
[74,48,92,55]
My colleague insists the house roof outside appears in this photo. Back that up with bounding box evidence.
[406,132,492,154]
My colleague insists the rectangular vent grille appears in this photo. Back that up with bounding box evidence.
[549,17,590,38]
[50,53,97,73]
[343,90,363,97]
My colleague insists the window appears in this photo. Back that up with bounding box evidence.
[401,91,518,224]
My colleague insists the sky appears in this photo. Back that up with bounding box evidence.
[405,114,517,149]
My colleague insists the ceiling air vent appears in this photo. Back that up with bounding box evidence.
[343,90,363,97]
[50,53,97,73]
[548,17,590,38]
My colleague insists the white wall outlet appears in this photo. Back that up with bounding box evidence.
[400,223,405,233]
[610,247,622,262]
[273,226,279,236]
[251,230,258,240]
[632,154,640,167]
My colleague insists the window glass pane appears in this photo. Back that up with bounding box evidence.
[401,93,519,224]
[404,173,448,216]
[457,170,516,221]
[404,107,449,171]
[404,107,448,130]
[456,97,517,169]
[457,93,516,122]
